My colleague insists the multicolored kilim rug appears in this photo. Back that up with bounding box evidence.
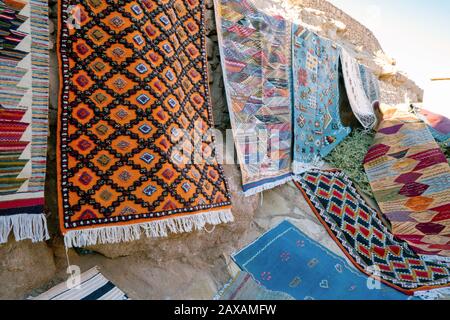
[295,170,450,295]
[214,0,293,195]
[234,220,413,299]
[341,47,377,129]
[33,267,129,300]
[0,0,49,243]
[57,0,232,247]
[363,110,450,257]
[416,107,450,146]
[292,25,350,174]
[215,271,295,300]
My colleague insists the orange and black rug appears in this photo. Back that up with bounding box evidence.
[57,0,232,247]
[295,170,450,295]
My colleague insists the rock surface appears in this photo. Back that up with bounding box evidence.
[0,240,56,299]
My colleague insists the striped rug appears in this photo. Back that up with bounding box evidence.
[0,0,50,243]
[33,267,129,300]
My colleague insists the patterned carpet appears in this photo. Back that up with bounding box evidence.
[364,110,450,256]
[57,0,232,247]
[296,170,450,294]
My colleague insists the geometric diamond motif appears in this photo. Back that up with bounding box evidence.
[135,63,148,74]
[97,154,111,167]
[404,196,434,212]
[137,94,150,105]
[140,152,154,164]
[181,182,191,193]
[415,222,446,235]
[394,172,423,184]
[143,185,157,196]
[399,182,429,198]
[78,172,93,185]
[139,123,152,134]
[118,170,131,181]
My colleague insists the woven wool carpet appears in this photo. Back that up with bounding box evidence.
[215,271,294,300]
[33,267,129,300]
[363,110,450,257]
[0,0,49,243]
[417,107,450,145]
[214,0,293,195]
[57,0,232,247]
[233,220,413,300]
[295,170,450,295]
[341,47,378,130]
[292,25,350,174]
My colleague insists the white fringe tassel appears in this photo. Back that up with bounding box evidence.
[414,287,450,300]
[63,209,234,248]
[243,175,294,197]
[0,214,49,244]
[420,254,450,265]
[292,158,324,175]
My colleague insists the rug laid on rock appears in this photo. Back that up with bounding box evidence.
[295,170,450,296]
[292,25,350,174]
[33,267,129,300]
[57,0,232,247]
[215,271,295,300]
[214,0,293,195]
[0,0,49,243]
[416,107,450,146]
[341,47,377,129]
[363,111,450,257]
[233,220,413,300]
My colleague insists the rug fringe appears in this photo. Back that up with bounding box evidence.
[414,286,450,300]
[243,175,294,197]
[292,158,324,175]
[0,214,49,244]
[63,208,234,248]
[420,255,450,266]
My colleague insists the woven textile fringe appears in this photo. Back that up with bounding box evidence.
[292,157,324,175]
[0,214,49,244]
[243,175,294,197]
[421,255,450,266]
[64,209,234,248]
[415,287,450,300]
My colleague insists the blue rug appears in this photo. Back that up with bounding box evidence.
[233,221,414,300]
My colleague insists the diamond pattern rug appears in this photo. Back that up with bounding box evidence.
[295,170,450,294]
[57,0,232,247]
[363,110,450,256]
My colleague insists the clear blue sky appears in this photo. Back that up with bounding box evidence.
[329,0,450,89]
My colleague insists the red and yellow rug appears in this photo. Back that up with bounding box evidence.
[57,0,232,247]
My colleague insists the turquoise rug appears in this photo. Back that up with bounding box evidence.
[292,25,350,174]
[233,221,414,300]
